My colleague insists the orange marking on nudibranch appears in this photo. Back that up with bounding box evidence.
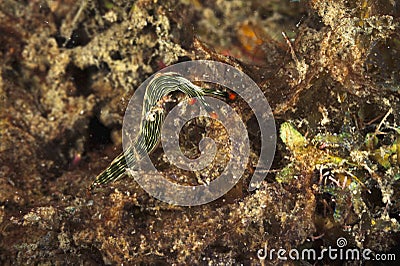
[228,92,237,101]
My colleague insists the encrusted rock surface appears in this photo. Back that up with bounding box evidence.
[1,0,399,264]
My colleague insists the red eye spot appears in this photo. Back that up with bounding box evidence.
[228,92,237,101]
[188,98,197,105]
[209,112,218,119]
